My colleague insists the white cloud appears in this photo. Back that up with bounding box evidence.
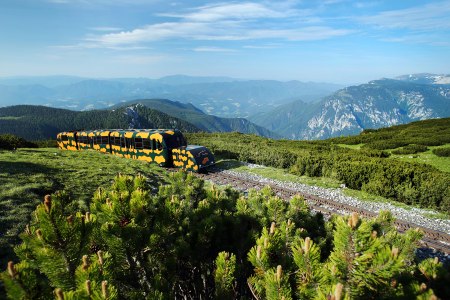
[46,0,160,5]
[243,43,282,49]
[90,22,352,45]
[84,2,351,47]
[359,1,450,31]
[115,54,167,64]
[50,43,149,51]
[87,22,210,45]
[161,2,288,22]
[90,27,123,32]
[244,27,353,41]
[381,34,450,47]
[193,46,237,52]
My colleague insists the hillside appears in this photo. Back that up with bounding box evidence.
[327,117,450,148]
[187,117,450,212]
[114,99,280,139]
[250,76,450,139]
[0,105,200,140]
[0,75,343,117]
[0,101,279,140]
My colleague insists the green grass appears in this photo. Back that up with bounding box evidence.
[217,159,342,189]
[389,143,450,173]
[0,148,163,267]
[336,143,364,150]
[336,142,450,173]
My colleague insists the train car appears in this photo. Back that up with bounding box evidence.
[56,129,215,172]
[56,132,78,151]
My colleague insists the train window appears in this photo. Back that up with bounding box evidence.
[143,139,151,149]
[113,137,121,146]
[134,138,143,149]
[127,138,133,148]
[152,139,156,150]
[157,141,163,151]
[61,135,68,141]
[101,137,109,144]
[79,136,88,144]
[120,137,126,148]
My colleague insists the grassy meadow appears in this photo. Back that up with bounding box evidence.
[0,148,163,267]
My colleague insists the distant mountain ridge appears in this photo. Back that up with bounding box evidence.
[0,104,200,140]
[250,75,450,139]
[0,99,279,140]
[113,99,280,139]
[2,73,448,141]
[0,75,343,118]
[396,73,450,85]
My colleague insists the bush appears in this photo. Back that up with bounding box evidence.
[363,140,409,150]
[432,147,450,157]
[1,175,448,299]
[392,144,428,155]
[34,139,58,148]
[0,134,37,150]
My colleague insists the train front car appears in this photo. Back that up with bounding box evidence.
[172,145,215,172]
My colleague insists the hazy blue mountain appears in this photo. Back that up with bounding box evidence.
[0,75,88,88]
[157,75,238,85]
[161,80,343,118]
[0,75,343,117]
[113,99,281,139]
[0,84,55,107]
[250,76,450,139]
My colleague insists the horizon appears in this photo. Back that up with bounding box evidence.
[1,1,450,84]
[2,72,444,85]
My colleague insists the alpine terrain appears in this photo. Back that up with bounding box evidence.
[250,74,450,139]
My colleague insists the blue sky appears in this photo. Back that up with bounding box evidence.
[1,0,449,84]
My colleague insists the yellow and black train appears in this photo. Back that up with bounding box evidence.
[57,129,215,172]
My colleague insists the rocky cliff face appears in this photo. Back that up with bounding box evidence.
[250,75,450,140]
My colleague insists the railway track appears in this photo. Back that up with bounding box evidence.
[193,168,450,255]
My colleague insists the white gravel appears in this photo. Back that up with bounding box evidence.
[219,163,450,235]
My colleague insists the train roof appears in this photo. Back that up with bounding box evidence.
[60,129,182,134]
[59,129,184,139]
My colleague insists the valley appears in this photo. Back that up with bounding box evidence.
[1,73,448,140]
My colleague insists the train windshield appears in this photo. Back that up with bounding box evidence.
[164,134,187,149]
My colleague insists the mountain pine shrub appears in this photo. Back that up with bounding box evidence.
[1,172,448,299]
[0,134,36,150]
[432,147,450,157]
[391,144,428,155]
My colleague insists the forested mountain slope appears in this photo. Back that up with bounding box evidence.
[0,105,200,140]
[114,99,280,139]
